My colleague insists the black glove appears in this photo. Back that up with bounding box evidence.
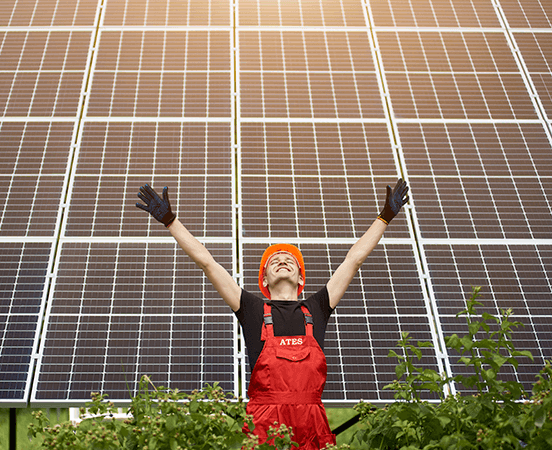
[136,184,176,227]
[378,178,409,225]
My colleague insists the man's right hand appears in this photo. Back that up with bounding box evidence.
[136,184,176,227]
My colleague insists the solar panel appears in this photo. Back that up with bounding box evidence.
[0,30,92,117]
[424,243,552,391]
[370,0,502,28]
[500,0,552,28]
[400,123,552,239]
[0,121,75,237]
[27,0,238,405]
[0,0,98,27]
[87,30,232,118]
[512,31,552,123]
[0,0,549,408]
[0,242,51,406]
[33,242,235,405]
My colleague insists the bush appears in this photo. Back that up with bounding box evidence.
[28,377,351,449]
[28,378,291,449]
[351,287,552,449]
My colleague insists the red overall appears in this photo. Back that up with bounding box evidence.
[245,303,336,449]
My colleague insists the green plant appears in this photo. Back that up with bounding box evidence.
[29,377,352,449]
[29,377,274,449]
[520,361,552,448]
[352,286,551,449]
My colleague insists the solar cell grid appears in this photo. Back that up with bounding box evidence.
[369,0,501,28]
[33,242,235,404]
[424,243,552,392]
[500,0,552,28]
[0,0,98,27]
[400,122,552,239]
[88,30,232,118]
[237,0,366,27]
[0,242,50,404]
[513,31,552,120]
[240,122,410,239]
[65,122,233,238]
[102,0,231,27]
[378,30,538,120]
[239,30,383,119]
[0,31,91,118]
[0,122,73,237]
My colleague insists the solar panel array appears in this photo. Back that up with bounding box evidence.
[0,0,550,407]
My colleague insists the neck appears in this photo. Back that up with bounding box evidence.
[268,282,298,301]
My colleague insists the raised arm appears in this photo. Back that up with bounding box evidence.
[136,185,241,311]
[326,179,409,309]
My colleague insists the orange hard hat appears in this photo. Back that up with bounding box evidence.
[258,244,305,299]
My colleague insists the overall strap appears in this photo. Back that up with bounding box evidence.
[261,303,314,341]
[300,305,314,336]
[261,302,274,341]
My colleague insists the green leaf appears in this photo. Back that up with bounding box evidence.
[396,363,407,380]
[481,312,495,321]
[535,405,546,428]
[460,336,473,352]
[388,349,401,360]
[166,414,176,431]
[411,346,422,360]
[189,400,199,413]
[512,350,534,361]
[465,401,482,418]
[469,321,481,336]
[491,353,508,369]
[436,414,451,427]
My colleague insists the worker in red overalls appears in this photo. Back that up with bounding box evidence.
[136,179,409,449]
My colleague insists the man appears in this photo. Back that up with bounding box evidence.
[136,179,409,449]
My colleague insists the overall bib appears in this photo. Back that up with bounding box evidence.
[245,303,336,449]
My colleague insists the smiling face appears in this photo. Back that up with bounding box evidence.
[262,251,304,296]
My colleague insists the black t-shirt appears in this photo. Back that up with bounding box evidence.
[234,287,334,372]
